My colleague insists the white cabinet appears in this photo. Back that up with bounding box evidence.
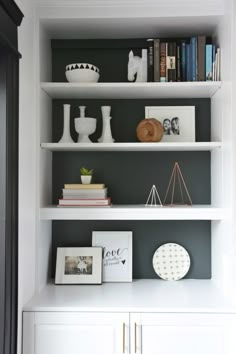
[130,313,236,354]
[23,311,236,354]
[23,312,129,354]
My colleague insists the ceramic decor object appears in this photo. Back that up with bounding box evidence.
[152,243,191,281]
[98,106,115,143]
[58,104,74,143]
[65,63,100,83]
[74,106,97,143]
[128,49,148,82]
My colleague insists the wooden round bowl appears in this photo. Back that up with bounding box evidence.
[136,118,164,142]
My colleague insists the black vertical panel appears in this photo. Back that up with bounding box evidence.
[0,2,23,354]
[0,46,19,354]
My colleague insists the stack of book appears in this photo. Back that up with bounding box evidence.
[146,36,220,82]
[58,183,111,207]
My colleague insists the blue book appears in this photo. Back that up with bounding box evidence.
[181,41,186,81]
[206,44,213,81]
[186,44,191,81]
[190,37,197,81]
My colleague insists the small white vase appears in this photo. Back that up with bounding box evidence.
[58,104,74,143]
[81,175,92,184]
[98,106,115,143]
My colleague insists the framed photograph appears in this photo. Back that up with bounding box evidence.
[55,247,102,285]
[92,231,132,282]
[145,106,195,142]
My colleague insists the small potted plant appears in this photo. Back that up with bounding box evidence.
[80,167,93,184]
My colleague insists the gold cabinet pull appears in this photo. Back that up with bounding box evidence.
[123,322,125,353]
[134,322,137,353]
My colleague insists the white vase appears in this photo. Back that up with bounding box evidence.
[58,104,74,143]
[98,106,115,143]
[81,175,92,184]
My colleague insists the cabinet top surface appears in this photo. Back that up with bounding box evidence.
[23,279,235,313]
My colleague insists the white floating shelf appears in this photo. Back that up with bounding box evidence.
[41,82,221,99]
[41,142,221,152]
[23,279,235,313]
[40,205,225,220]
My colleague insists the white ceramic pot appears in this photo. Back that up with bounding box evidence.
[81,175,92,184]
[65,63,100,83]
[74,117,97,143]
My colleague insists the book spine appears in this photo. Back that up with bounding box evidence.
[167,42,176,82]
[176,44,181,81]
[186,43,191,81]
[212,45,216,81]
[191,37,197,81]
[153,39,160,82]
[181,41,186,81]
[206,44,213,81]
[197,36,206,81]
[146,39,154,82]
[160,42,167,82]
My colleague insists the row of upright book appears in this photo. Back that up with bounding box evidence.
[146,36,220,82]
[58,183,111,207]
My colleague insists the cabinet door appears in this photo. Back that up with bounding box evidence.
[130,313,236,354]
[23,312,129,354]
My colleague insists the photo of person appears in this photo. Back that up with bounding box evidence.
[163,118,173,135]
[64,256,93,275]
[171,117,180,135]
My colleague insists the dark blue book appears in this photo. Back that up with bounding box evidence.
[186,43,191,81]
[191,37,197,81]
[181,41,186,81]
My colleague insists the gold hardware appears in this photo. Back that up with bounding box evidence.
[123,322,125,353]
[134,322,137,353]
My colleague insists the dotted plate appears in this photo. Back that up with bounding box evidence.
[152,243,190,281]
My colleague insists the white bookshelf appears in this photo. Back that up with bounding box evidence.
[18,4,236,353]
[41,82,222,99]
[40,205,226,221]
[41,142,222,152]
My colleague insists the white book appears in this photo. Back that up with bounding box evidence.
[62,188,107,195]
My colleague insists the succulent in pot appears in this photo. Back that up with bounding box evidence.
[80,167,93,184]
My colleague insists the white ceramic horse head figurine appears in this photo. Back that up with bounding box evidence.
[128,50,147,82]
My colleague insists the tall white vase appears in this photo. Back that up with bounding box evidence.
[98,106,115,143]
[58,104,74,143]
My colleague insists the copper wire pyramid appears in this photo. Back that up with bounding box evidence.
[163,162,192,206]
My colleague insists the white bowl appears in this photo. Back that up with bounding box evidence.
[65,63,100,83]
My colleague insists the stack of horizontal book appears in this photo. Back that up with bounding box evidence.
[58,184,111,206]
[146,36,220,82]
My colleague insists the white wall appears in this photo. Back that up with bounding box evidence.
[17,0,37,353]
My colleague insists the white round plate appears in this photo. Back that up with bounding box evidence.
[152,243,190,281]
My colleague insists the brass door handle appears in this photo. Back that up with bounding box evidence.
[123,322,125,353]
[134,322,137,353]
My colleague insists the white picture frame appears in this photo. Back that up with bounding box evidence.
[92,231,133,282]
[55,247,103,285]
[145,106,195,142]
